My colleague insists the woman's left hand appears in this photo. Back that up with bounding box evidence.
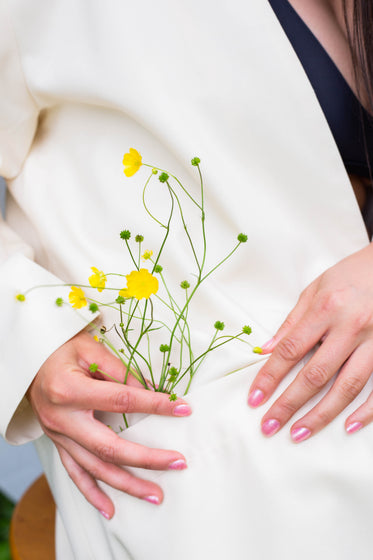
[247,242,373,442]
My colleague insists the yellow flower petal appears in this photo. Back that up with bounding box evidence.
[124,268,159,300]
[123,148,142,177]
[141,250,153,260]
[68,286,87,309]
[88,267,107,292]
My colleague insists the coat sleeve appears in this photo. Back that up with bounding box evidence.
[0,0,95,444]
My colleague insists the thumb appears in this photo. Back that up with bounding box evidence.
[260,280,318,354]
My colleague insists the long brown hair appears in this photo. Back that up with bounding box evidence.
[343,0,373,112]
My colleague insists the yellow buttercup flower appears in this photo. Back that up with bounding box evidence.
[69,286,87,309]
[88,267,107,292]
[142,250,153,260]
[120,268,159,300]
[122,148,142,177]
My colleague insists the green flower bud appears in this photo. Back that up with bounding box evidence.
[253,347,263,354]
[55,297,64,307]
[159,344,170,353]
[158,172,169,183]
[169,393,178,401]
[15,294,26,302]
[135,234,144,242]
[180,280,190,289]
[214,321,225,331]
[89,363,98,373]
[168,367,178,379]
[116,295,125,304]
[191,157,201,166]
[152,168,158,174]
[89,303,99,313]
[120,230,131,240]
[237,233,248,243]
[154,264,163,273]
[242,325,252,335]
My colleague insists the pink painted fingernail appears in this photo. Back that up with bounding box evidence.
[173,404,192,416]
[99,510,110,520]
[168,459,187,470]
[248,389,265,407]
[261,418,281,436]
[291,427,311,443]
[144,495,160,505]
[346,421,363,434]
[261,337,276,353]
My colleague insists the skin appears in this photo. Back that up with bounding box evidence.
[27,0,372,519]
[248,0,373,442]
[27,332,192,519]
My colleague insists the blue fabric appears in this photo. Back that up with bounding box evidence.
[268,0,373,180]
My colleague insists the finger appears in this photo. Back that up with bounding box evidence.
[56,437,166,509]
[289,342,373,441]
[259,281,318,354]
[52,372,192,416]
[51,414,188,470]
[57,445,115,519]
[259,333,356,436]
[248,305,327,408]
[77,332,147,385]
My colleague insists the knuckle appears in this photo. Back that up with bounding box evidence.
[314,408,333,426]
[302,364,330,390]
[276,337,304,362]
[150,396,165,415]
[338,376,363,400]
[350,310,373,334]
[282,313,297,331]
[47,379,69,406]
[317,288,351,315]
[142,450,155,470]
[96,444,116,463]
[114,389,132,412]
[259,368,277,386]
[277,395,298,416]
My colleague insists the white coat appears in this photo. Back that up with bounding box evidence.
[1,0,372,558]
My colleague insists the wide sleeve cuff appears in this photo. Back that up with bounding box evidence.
[0,253,97,444]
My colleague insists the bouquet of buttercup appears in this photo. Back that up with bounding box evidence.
[17,149,260,427]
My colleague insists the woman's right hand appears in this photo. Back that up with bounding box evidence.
[27,331,192,519]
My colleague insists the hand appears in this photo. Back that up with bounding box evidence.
[247,242,373,442]
[27,331,192,519]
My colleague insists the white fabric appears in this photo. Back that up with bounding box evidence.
[1,0,373,558]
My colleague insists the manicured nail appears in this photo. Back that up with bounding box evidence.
[261,418,280,436]
[99,510,110,520]
[291,427,311,443]
[168,459,187,470]
[261,337,276,352]
[173,404,192,416]
[346,421,363,434]
[144,495,160,505]
[248,389,265,407]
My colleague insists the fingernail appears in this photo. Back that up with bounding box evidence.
[168,459,187,470]
[261,418,280,436]
[261,337,276,352]
[173,404,192,416]
[346,421,363,434]
[99,510,110,520]
[291,427,311,443]
[144,495,160,505]
[248,389,265,407]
